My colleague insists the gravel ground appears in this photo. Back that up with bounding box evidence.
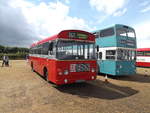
[0,60,150,113]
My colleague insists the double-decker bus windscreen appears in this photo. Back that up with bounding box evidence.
[56,40,95,60]
[116,27,136,38]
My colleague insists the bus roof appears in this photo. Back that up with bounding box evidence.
[31,30,95,48]
[92,24,134,33]
[137,48,150,51]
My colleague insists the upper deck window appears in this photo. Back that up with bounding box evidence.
[100,27,114,37]
[116,27,136,38]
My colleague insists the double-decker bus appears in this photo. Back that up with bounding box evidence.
[29,30,97,85]
[93,24,137,76]
[136,48,150,67]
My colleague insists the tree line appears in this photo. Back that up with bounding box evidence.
[0,45,29,53]
[0,45,29,60]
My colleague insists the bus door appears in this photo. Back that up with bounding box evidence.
[96,47,105,72]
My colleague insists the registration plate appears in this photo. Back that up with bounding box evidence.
[76,80,85,83]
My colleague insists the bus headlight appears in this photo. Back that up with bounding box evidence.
[64,79,68,83]
[64,70,69,75]
[91,68,95,73]
[92,76,95,79]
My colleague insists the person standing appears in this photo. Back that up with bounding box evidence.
[2,55,6,67]
[5,56,9,67]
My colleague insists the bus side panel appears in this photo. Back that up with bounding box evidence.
[136,62,150,67]
[99,60,136,76]
[29,56,38,72]
[38,57,49,76]
[96,36,116,47]
[136,56,150,67]
[29,56,57,82]
[116,61,136,75]
[47,60,57,83]
[99,60,116,75]
[37,57,42,74]
[117,36,136,48]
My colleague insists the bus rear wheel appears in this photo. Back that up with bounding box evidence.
[31,63,35,72]
[44,68,48,82]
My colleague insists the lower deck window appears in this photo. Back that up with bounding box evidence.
[106,50,116,60]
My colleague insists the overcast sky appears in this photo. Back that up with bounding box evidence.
[0,0,150,48]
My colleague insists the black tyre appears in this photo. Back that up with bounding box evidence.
[44,69,49,82]
[31,63,35,72]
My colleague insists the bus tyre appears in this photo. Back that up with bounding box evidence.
[44,69,49,82]
[31,63,35,72]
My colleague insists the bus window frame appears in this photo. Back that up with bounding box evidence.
[99,27,115,38]
[117,49,136,61]
[56,40,95,60]
[116,27,136,38]
[144,51,150,56]
[105,50,116,60]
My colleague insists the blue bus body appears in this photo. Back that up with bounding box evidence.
[93,24,137,76]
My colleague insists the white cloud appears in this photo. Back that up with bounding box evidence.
[140,1,149,6]
[89,0,126,15]
[64,0,70,4]
[113,8,127,16]
[134,21,150,48]
[140,5,150,13]
[9,0,91,39]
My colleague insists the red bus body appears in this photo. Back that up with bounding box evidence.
[29,30,97,85]
[136,48,150,67]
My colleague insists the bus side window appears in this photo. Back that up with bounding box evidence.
[42,42,49,55]
[106,50,116,60]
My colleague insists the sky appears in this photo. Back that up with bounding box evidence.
[0,0,150,48]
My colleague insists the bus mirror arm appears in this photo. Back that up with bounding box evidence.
[96,45,99,52]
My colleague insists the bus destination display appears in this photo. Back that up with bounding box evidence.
[69,32,88,39]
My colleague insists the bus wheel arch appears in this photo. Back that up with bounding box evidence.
[43,67,48,81]
[31,62,34,72]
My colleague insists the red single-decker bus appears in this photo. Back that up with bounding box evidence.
[29,30,97,85]
[136,48,150,67]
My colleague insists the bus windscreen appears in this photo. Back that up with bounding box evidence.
[56,40,95,60]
